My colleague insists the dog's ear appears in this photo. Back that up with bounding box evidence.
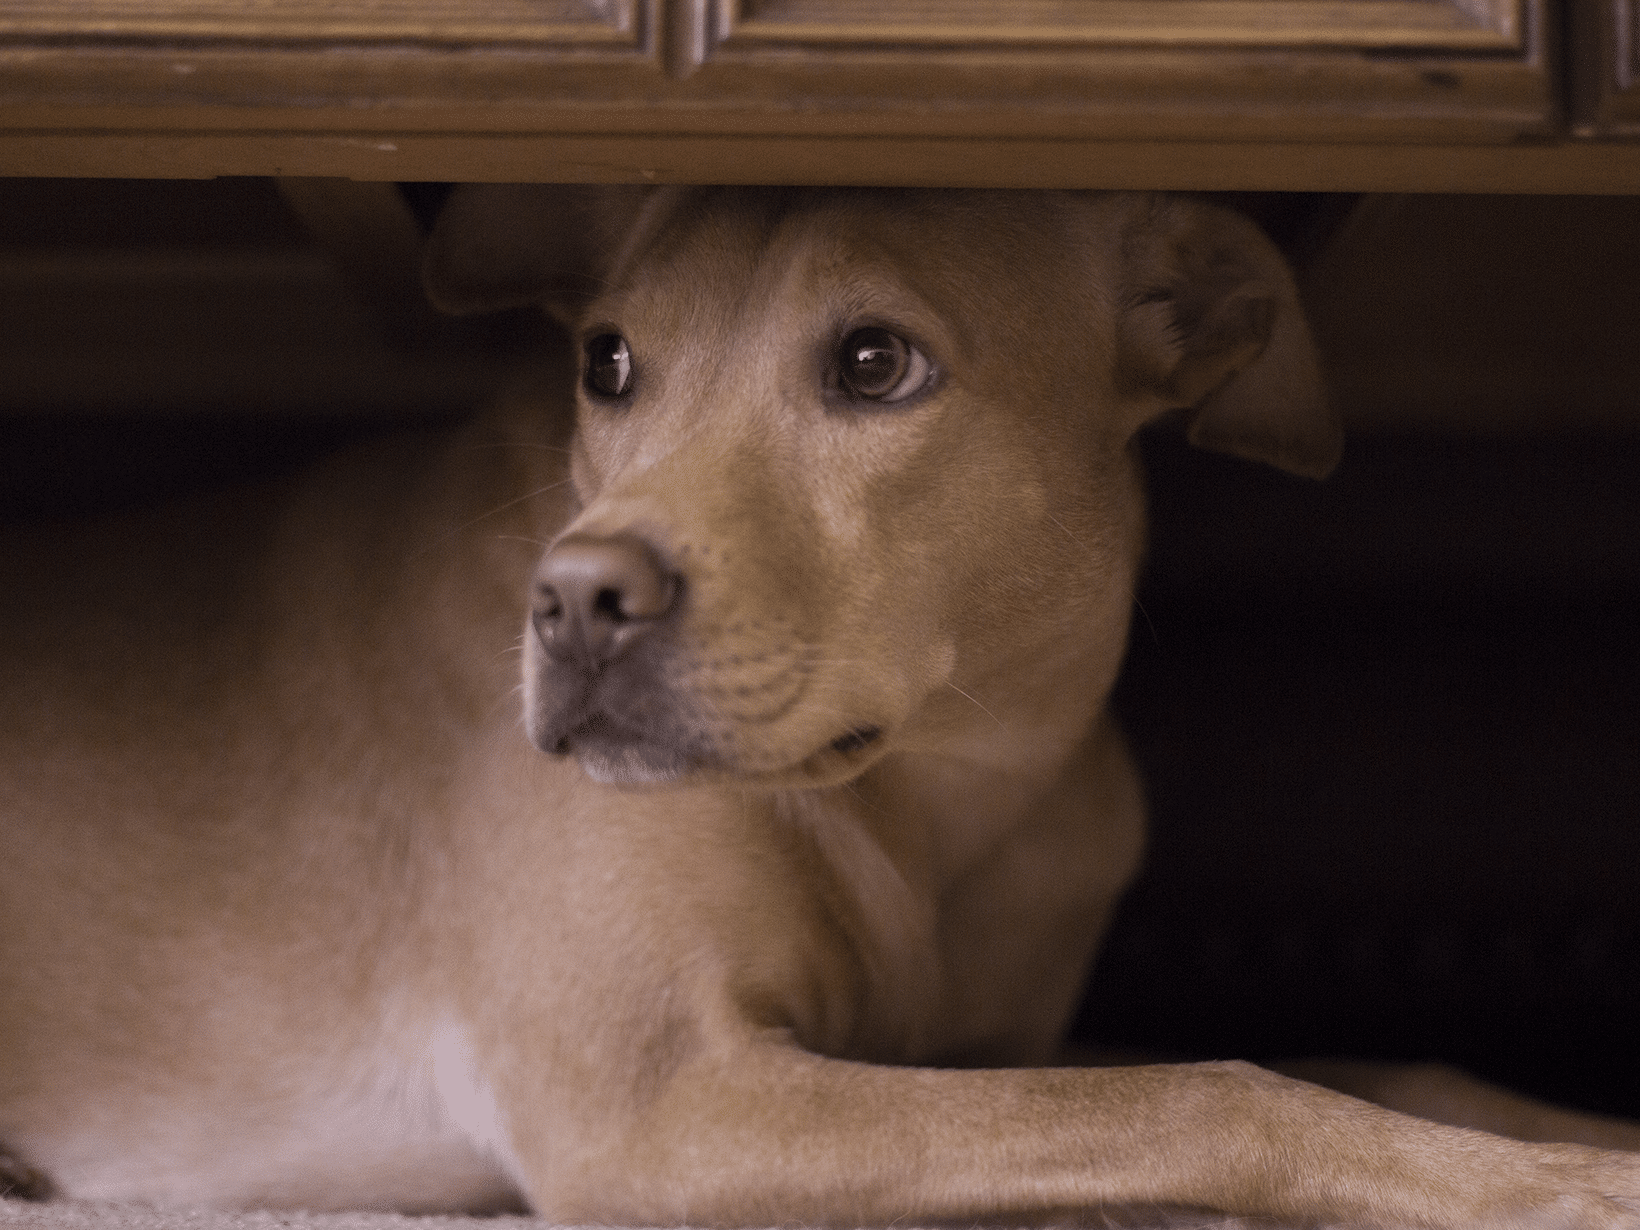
[422,183,656,320]
[1118,197,1342,479]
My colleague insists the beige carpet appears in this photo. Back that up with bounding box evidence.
[0,1200,1286,1230]
[0,1202,547,1230]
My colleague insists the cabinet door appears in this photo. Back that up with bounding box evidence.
[1,0,1548,142]
[689,0,1551,142]
[0,0,667,120]
[1573,0,1640,135]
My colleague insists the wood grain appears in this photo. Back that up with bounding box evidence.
[5,132,1640,193]
[723,0,1521,49]
[1572,0,1640,135]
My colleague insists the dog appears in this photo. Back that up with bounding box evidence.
[3,186,1639,1228]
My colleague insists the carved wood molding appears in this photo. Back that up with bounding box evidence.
[0,0,641,44]
[714,0,1523,50]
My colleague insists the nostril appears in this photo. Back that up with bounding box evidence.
[593,586,628,622]
[535,584,565,620]
[597,556,675,623]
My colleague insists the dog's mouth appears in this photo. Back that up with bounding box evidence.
[828,725,882,757]
[549,712,698,785]
[549,711,888,788]
[786,723,887,784]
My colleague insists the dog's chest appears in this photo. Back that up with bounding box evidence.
[30,1020,522,1213]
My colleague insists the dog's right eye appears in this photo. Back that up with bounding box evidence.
[584,333,634,400]
[836,327,932,404]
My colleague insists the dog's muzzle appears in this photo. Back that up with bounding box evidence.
[528,533,703,780]
[527,532,880,785]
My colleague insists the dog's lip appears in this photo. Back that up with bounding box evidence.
[774,723,889,786]
[545,707,889,787]
[550,711,611,756]
[828,725,882,756]
[553,711,666,757]
[553,712,700,784]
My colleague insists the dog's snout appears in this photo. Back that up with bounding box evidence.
[533,534,678,665]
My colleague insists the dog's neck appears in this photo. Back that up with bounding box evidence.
[821,712,1105,900]
[761,712,1131,1065]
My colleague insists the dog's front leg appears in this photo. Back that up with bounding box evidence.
[1278,1059,1640,1154]
[507,1038,1640,1229]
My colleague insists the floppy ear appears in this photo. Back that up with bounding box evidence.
[1118,197,1342,479]
[422,183,657,321]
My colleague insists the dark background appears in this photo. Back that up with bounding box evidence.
[1081,430,1640,1120]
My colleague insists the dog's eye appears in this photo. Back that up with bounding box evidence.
[584,333,634,400]
[837,327,932,403]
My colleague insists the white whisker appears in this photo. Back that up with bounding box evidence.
[944,680,1005,730]
[459,440,573,456]
[1045,511,1155,644]
[412,480,574,559]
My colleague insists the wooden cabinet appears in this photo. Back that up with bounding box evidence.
[1573,0,1640,136]
[0,0,1637,189]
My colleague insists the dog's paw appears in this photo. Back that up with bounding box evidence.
[0,1150,53,1201]
[1480,1141,1640,1229]
[1323,1125,1640,1230]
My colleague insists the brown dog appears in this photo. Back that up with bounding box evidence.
[3,187,1638,1228]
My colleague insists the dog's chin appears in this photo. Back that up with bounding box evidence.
[574,743,691,786]
[540,717,696,786]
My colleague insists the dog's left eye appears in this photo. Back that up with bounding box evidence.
[584,333,634,400]
[836,327,933,403]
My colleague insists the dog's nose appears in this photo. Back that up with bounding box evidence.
[532,534,678,665]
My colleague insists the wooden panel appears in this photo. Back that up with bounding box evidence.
[1571,0,1640,135]
[685,0,1549,144]
[0,0,663,124]
[0,0,638,43]
[721,0,1522,49]
[7,133,1640,193]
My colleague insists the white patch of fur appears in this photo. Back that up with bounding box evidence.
[428,1020,525,1190]
[231,1018,526,1212]
[46,1020,524,1214]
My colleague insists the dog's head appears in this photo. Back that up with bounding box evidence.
[427,188,1338,788]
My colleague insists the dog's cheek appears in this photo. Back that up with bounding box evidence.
[887,413,1055,603]
[567,415,616,505]
[568,373,674,503]
[793,460,978,721]
[567,440,596,505]
[894,405,1134,692]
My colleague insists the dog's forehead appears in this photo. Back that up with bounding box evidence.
[590,189,1070,328]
